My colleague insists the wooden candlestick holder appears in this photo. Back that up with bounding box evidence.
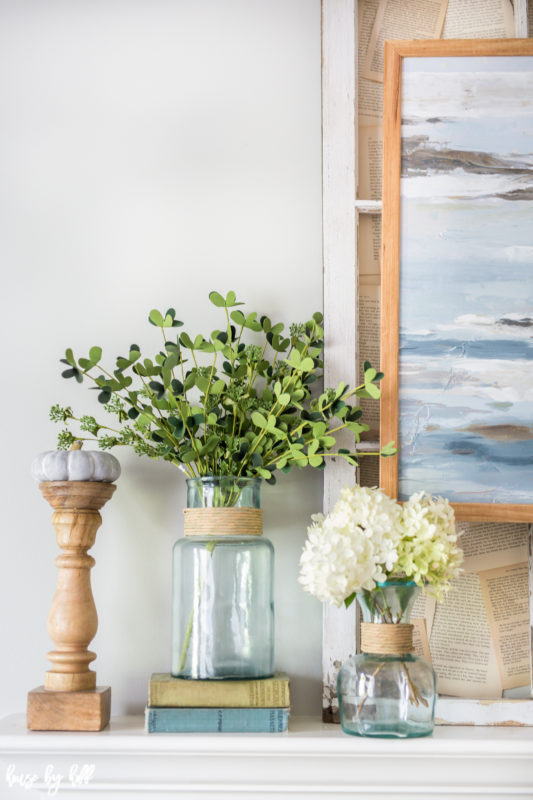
[27,481,116,731]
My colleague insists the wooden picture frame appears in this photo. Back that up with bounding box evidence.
[380,39,533,523]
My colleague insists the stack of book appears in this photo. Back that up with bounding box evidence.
[145,672,290,733]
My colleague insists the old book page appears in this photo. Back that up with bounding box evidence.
[358,283,380,437]
[359,126,382,201]
[458,522,529,573]
[363,0,448,82]
[412,618,432,662]
[478,563,531,690]
[358,126,383,273]
[412,591,437,637]
[429,573,501,699]
[359,216,382,277]
[358,451,380,488]
[358,0,383,125]
[442,0,514,38]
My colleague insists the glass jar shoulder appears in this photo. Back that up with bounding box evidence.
[173,535,274,551]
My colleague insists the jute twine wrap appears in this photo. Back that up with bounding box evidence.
[360,622,414,655]
[183,507,263,537]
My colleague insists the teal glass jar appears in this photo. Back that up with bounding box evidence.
[338,581,436,738]
[171,477,274,680]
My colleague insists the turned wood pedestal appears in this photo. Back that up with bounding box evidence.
[27,481,116,731]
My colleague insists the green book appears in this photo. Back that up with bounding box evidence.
[148,672,290,708]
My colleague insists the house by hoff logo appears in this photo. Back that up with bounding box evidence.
[5,763,95,796]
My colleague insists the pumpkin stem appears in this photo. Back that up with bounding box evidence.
[70,440,83,451]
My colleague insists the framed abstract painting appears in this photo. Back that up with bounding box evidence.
[380,39,533,522]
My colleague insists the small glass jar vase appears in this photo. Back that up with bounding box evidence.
[337,580,436,738]
[171,477,274,680]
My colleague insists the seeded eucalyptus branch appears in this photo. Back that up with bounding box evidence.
[53,290,395,484]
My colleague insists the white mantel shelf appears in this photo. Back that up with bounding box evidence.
[1,715,533,800]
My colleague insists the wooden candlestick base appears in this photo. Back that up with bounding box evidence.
[27,686,111,731]
[27,481,116,731]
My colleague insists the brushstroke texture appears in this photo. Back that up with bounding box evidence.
[398,60,533,503]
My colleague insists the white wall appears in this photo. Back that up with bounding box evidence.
[0,0,323,717]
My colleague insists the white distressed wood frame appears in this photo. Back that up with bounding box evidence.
[321,0,531,724]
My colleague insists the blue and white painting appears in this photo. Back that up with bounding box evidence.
[399,56,533,503]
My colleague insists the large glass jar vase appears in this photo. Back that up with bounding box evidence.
[171,477,274,680]
[337,581,436,738]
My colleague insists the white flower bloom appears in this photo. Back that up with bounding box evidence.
[299,486,462,606]
[298,486,402,606]
[395,492,462,598]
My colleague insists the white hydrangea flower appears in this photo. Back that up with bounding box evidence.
[298,486,402,606]
[299,486,462,606]
[395,492,462,598]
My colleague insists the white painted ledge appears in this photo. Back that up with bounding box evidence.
[1,714,533,799]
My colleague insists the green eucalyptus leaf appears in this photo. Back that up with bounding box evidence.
[300,357,314,372]
[89,346,102,363]
[148,381,165,399]
[287,350,301,368]
[245,314,262,332]
[211,379,225,394]
[149,309,165,326]
[209,291,226,307]
[365,382,381,399]
[344,592,356,609]
[179,332,195,349]
[266,415,277,432]
[252,411,267,429]
[224,290,244,307]
[64,348,76,366]
[230,309,246,326]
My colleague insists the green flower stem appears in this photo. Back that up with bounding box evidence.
[202,351,218,445]
[178,604,195,673]
[376,587,395,623]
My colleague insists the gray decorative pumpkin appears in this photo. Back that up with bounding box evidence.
[31,443,121,483]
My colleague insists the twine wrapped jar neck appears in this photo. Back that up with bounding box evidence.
[360,622,414,655]
[183,507,263,536]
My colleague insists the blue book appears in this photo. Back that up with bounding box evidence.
[145,706,289,733]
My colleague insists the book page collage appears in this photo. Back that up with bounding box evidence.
[355,0,532,699]
[411,524,531,699]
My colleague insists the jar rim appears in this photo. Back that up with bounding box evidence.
[186,476,262,486]
[375,580,418,588]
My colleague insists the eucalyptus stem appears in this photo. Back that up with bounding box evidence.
[55,291,394,476]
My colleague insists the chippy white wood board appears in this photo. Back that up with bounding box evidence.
[321,0,532,725]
